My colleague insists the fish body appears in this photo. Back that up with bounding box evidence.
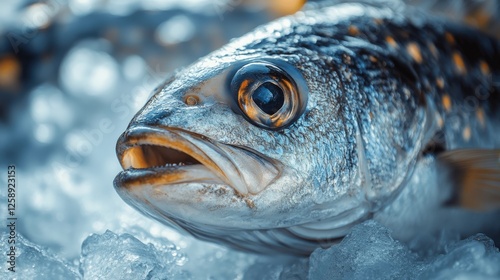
[114,2,500,255]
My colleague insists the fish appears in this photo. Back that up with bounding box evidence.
[114,1,500,255]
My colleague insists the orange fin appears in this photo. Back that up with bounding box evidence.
[438,149,500,211]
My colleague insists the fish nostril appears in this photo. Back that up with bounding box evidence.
[184,95,200,106]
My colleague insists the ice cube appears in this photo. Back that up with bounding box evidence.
[308,220,500,280]
[243,257,309,280]
[79,230,189,280]
[309,220,422,280]
[419,234,500,279]
[0,231,79,280]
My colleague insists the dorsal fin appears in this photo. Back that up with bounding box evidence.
[438,149,500,211]
[304,0,500,39]
[404,0,500,38]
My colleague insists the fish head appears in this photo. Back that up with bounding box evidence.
[114,51,366,253]
[114,4,426,254]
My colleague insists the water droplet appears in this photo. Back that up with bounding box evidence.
[156,15,196,45]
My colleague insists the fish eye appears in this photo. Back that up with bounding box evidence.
[230,60,308,130]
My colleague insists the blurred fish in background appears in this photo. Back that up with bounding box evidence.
[0,0,499,279]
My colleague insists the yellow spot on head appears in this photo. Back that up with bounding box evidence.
[480,60,490,75]
[442,94,452,112]
[436,77,445,89]
[445,32,455,44]
[476,108,485,128]
[452,52,467,74]
[348,25,359,36]
[369,55,378,63]
[386,36,398,48]
[406,42,422,63]
[462,126,471,142]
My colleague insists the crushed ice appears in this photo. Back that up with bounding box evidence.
[1,0,500,279]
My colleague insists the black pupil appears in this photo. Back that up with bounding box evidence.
[252,82,285,115]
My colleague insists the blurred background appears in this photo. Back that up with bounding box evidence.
[0,0,499,279]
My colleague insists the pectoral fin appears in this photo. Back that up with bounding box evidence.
[438,149,500,211]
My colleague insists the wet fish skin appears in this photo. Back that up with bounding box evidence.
[115,2,500,255]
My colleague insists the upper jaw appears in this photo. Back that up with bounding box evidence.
[115,125,282,195]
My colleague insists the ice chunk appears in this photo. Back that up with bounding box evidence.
[2,218,499,280]
[0,231,79,280]
[80,230,189,280]
[308,221,500,280]
[179,240,259,279]
[420,234,500,279]
[243,258,309,280]
[309,220,422,280]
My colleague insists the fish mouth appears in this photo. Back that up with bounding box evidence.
[115,126,282,195]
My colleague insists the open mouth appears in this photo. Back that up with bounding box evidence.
[123,145,201,170]
[115,126,282,195]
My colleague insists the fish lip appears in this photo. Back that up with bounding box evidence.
[115,125,282,195]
